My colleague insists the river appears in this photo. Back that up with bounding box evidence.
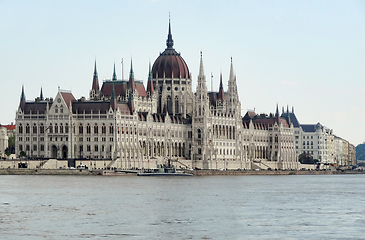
[0,175,364,239]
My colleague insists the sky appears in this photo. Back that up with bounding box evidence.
[1,0,364,145]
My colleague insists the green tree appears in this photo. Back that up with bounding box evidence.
[356,143,365,160]
[299,152,317,164]
[20,151,26,158]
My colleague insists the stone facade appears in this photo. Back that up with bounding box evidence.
[19,21,354,170]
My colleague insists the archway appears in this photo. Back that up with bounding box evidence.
[62,146,68,159]
[51,145,57,159]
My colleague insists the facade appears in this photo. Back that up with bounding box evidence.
[287,108,356,166]
[0,127,8,158]
[15,21,353,170]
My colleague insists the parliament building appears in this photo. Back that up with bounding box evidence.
[15,21,300,170]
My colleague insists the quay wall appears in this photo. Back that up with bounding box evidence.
[0,169,95,175]
[188,169,364,176]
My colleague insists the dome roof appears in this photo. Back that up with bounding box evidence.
[152,21,190,79]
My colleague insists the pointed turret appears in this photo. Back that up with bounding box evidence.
[218,73,225,100]
[112,63,117,81]
[40,87,44,101]
[166,17,174,49]
[275,103,279,117]
[92,60,99,90]
[229,57,234,81]
[19,85,26,110]
[129,59,136,91]
[147,62,154,93]
[20,85,26,102]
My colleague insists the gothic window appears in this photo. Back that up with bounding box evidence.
[19,144,23,151]
[102,124,106,134]
[40,124,44,134]
[33,145,37,151]
[79,124,83,134]
[197,129,201,139]
[79,145,83,152]
[86,124,91,134]
[40,145,44,151]
[25,124,30,134]
[87,145,91,152]
[18,124,23,134]
[55,106,58,113]
[55,124,58,133]
[109,124,113,134]
[94,145,98,152]
[49,124,53,134]
[175,96,179,113]
[60,124,64,133]
[94,124,98,134]
[33,124,37,134]
[275,135,278,142]
[65,123,69,133]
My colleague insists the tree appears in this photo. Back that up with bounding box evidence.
[356,143,365,160]
[299,152,317,164]
[20,151,26,158]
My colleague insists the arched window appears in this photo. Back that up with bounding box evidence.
[49,123,53,133]
[94,124,98,134]
[40,124,44,134]
[102,124,106,134]
[25,124,30,134]
[197,129,201,139]
[109,124,113,134]
[175,96,179,114]
[33,124,37,134]
[18,124,23,134]
[60,123,63,133]
[86,124,91,134]
[79,124,83,134]
[65,123,69,133]
[54,123,58,133]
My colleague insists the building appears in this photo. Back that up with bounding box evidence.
[16,20,330,170]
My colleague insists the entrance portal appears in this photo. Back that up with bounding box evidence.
[51,145,57,159]
[62,146,68,159]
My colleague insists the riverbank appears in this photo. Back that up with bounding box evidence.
[0,168,363,176]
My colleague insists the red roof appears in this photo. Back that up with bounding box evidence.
[1,125,15,131]
[60,92,76,108]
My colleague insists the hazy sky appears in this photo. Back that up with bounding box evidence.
[1,0,364,145]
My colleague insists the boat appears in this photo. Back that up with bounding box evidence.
[137,159,193,176]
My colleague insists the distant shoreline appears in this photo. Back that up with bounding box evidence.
[0,169,363,176]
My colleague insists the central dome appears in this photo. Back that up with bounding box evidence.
[152,21,190,79]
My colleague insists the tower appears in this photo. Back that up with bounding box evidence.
[90,60,100,100]
[151,19,193,116]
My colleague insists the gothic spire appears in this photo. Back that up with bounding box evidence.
[92,60,100,90]
[147,62,154,93]
[166,17,174,49]
[112,62,117,81]
[275,103,279,116]
[199,51,204,77]
[129,59,136,91]
[229,57,234,81]
[40,87,44,101]
[20,85,26,102]
[218,73,225,100]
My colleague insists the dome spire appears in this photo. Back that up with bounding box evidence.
[166,15,174,49]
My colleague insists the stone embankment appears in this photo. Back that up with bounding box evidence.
[0,169,363,176]
[187,169,364,176]
[0,169,96,175]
